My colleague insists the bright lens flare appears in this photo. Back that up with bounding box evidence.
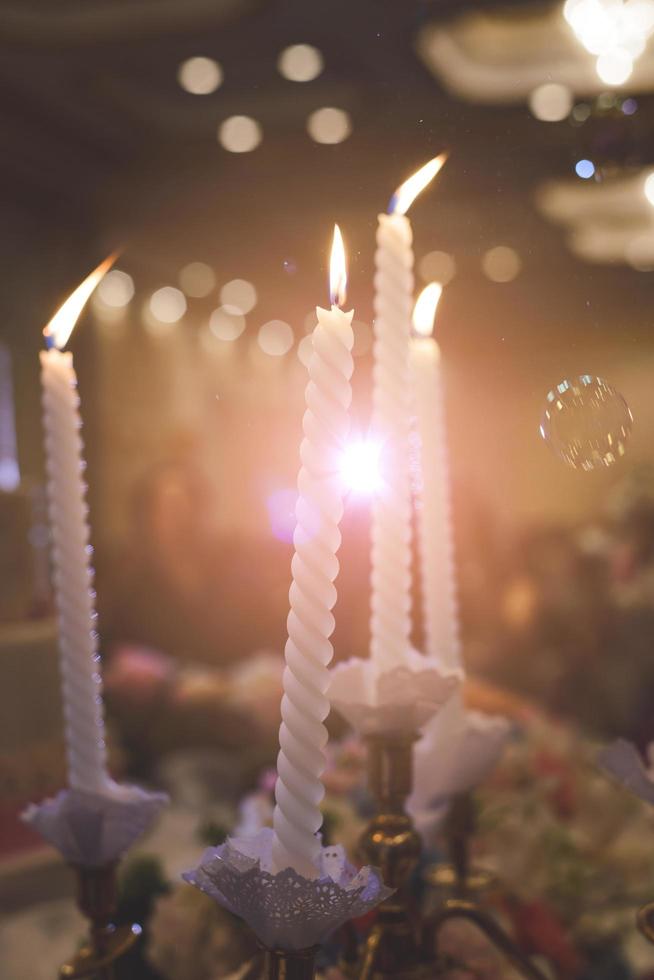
[412,283,443,338]
[389,152,448,216]
[330,224,347,306]
[339,439,383,495]
[44,255,117,349]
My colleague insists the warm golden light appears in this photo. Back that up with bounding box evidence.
[390,152,448,216]
[330,224,347,306]
[44,255,116,349]
[412,282,443,338]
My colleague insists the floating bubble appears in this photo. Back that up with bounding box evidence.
[539,376,633,471]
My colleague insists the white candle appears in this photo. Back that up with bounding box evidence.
[41,257,114,795]
[410,284,460,670]
[272,227,354,877]
[371,154,447,672]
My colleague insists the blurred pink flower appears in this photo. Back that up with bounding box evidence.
[104,645,176,709]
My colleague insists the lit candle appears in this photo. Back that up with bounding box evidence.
[410,284,460,669]
[371,154,447,671]
[41,257,115,795]
[272,227,354,877]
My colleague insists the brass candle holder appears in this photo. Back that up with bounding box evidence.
[59,863,140,980]
[345,735,550,980]
[345,732,434,980]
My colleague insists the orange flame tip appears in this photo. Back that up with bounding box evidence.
[43,254,117,350]
[389,152,448,216]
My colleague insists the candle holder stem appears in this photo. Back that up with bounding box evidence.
[59,863,140,980]
[348,732,432,980]
[425,792,495,899]
[261,945,320,980]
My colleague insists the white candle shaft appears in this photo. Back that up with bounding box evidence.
[410,339,460,669]
[40,348,109,794]
[272,305,354,877]
[370,213,413,671]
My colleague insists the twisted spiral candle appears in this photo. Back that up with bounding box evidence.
[410,285,460,669]
[370,155,447,673]
[272,290,354,877]
[370,213,414,672]
[39,257,114,795]
[41,347,109,793]
[413,348,460,668]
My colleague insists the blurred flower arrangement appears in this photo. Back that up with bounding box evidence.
[103,645,283,782]
[132,690,654,980]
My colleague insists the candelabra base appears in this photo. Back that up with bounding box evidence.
[59,863,140,980]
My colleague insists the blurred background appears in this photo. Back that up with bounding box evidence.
[4,1,654,972]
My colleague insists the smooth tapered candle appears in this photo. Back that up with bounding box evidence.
[410,284,460,669]
[272,227,354,876]
[41,257,114,794]
[370,154,447,672]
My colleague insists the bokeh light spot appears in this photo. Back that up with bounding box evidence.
[307,107,352,144]
[571,102,591,122]
[596,49,633,85]
[177,57,223,95]
[481,246,521,283]
[218,116,262,153]
[149,287,187,323]
[278,44,324,82]
[221,279,257,313]
[258,320,294,356]
[418,250,456,285]
[540,375,633,471]
[209,306,246,341]
[528,83,573,122]
[179,262,215,298]
[575,158,595,179]
[96,269,134,308]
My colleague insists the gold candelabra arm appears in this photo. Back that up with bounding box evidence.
[425,899,551,980]
[638,901,654,945]
[59,863,140,980]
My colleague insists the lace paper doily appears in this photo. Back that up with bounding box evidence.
[329,648,461,736]
[22,784,168,867]
[598,739,654,806]
[183,827,392,950]
[409,693,512,835]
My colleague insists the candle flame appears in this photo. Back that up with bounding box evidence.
[43,254,117,349]
[389,152,448,216]
[412,282,443,338]
[329,224,347,307]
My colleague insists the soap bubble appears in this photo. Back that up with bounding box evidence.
[539,376,633,471]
